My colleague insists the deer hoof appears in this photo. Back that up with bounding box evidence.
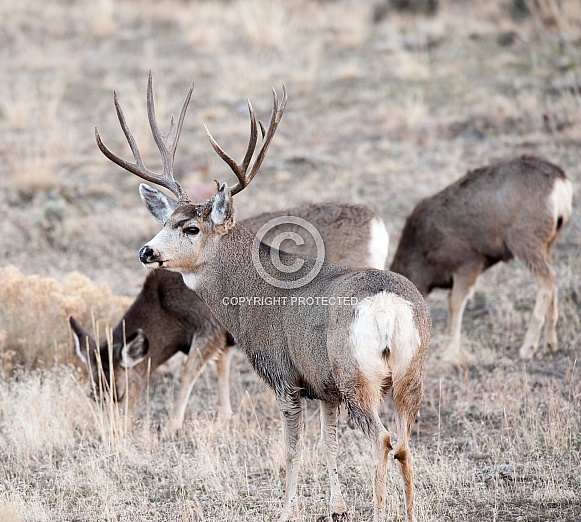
[518,344,536,360]
[278,501,300,522]
[165,422,183,439]
[442,347,475,367]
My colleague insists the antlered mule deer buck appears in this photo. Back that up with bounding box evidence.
[71,201,389,434]
[95,73,430,522]
[391,155,572,365]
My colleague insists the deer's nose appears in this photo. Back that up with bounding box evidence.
[139,245,156,264]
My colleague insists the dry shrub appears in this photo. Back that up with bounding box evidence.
[0,266,131,370]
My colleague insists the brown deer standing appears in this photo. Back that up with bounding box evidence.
[95,73,430,522]
[390,155,572,365]
[71,201,389,433]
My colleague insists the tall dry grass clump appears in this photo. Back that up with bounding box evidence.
[0,266,131,370]
[0,368,92,462]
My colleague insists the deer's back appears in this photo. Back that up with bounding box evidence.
[429,155,561,230]
[241,202,383,268]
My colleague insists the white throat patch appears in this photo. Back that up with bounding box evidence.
[181,272,199,290]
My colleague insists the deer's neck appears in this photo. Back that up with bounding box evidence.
[205,222,259,288]
[181,223,269,338]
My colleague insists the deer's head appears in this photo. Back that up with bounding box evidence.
[69,316,149,405]
[95,72,286,277]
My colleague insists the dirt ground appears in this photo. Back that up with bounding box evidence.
[0,1,580,521]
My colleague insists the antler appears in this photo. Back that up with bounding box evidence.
[95,71,193,202]
[203,83,287,196]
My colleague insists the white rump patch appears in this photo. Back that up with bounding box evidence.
[349,292,420,392]
[549,177,573,226]
[367,217,389,269]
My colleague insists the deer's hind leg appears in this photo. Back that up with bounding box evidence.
[277,393,304,522]
[546,283,558,353]
[320,401,347,521]
[506,228,559,359]
[391,362,423,522]
[340,377,393,521]
[519,258,556,359]
[345,400,392,522]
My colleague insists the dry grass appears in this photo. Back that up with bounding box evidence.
[0,0,580,520]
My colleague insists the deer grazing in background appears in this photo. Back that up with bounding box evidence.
[391,155,572,365]
[71,201,389,434]
[95,72,430,522]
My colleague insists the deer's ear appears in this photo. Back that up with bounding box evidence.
[211,182,234,230]
[70,316,97,366]
[120,329,149,368]
[139,184,177,224]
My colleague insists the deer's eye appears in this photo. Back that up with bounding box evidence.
[183,226,200,236]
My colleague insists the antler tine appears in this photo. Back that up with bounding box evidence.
[236,83,287,194]
[240,99,259,175]
[202,98,259,193]
[95,92,153,180]
[95,72,193,202]
[203,123,247,190]
[145,72,193,201]
[204,83,287,197]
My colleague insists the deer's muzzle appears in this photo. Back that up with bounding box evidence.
[140,245,161,266]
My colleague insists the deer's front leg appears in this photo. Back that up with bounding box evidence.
[215,346,233,420]
[167,335,224,434]
[277,393,304,522]
[444,265,482,366]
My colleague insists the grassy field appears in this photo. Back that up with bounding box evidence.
[0,0,580,520]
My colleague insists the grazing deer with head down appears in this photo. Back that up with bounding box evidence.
[95,73,430,522]
[390,155,572,365]
[70,201,389,434]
